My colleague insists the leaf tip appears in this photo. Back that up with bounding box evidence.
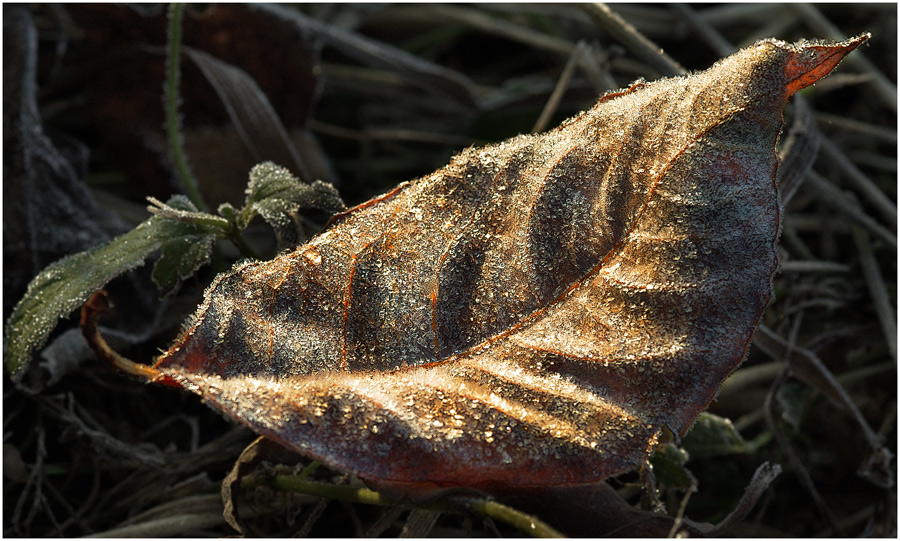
[783,32,870,96]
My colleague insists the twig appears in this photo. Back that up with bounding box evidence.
[666,475,698,537]
[763,366,843,535]
[753,324,894,487]
[12,427,47,536]
[296,497,330,537]
[146,197,230,230]
[701,462,782,537]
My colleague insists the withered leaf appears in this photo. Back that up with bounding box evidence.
[148,36,866,494]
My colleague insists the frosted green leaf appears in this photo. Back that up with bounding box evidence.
[253,197,302,247]
[151,196,219,296]
[243,161,344,230]
[650,443,695,490]
[776,381,808,430]
[4,195,218,381]
[682,412,765,459]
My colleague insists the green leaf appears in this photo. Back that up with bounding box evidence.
[681,412,763,459]
[4,196,219,381]
[253,197,303,248]
[151,196,219,296]
[776,380,808,430]
[245,161,301,204]
[650,443,696,490]
[242,162,344,228]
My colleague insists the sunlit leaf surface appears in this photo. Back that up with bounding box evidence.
[151,36,866,494]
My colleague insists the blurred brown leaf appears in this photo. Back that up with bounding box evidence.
[64,4,321,207]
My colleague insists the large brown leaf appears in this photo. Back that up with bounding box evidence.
[145,36,866,495]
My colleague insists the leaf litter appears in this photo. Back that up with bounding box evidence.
[5,3,892,536]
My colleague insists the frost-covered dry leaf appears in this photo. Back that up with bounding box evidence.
[141,36,868,496]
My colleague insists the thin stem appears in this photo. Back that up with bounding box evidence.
[242,475,564,537]
[146,197,231,230]
[466,498,565,538]
[243,476,392,506]
[227,227,262,260]
[164,3,208,212]
[80,291,162,381]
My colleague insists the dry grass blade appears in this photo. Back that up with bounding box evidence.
[778,96,823,206]
[185,47,313,183]
[532,40,588,133]
[852,226,897,360]
[753,324,893,486]
[780,260,850,273]
[583,3,685,76]
[699,3,792,28]
[820,137,897,228]
[805,170,896,247]
[425,4,574,57]
[41,393,168,469]
[258,4,479,108]
[672,3,736,57]
[399,509,442,538]
[85,509,226,538]
[363,502,409,537]
[815,111,898,144]
[764,366,843,535]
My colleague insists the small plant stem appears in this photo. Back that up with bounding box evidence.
[296,461,320,480]
[146,197,231,230]
[227,226,262,260]
[244,476,393,506]
[241,475,563,537]
[80,291,161,381]
[164,3,208,212]
[465,498,565,538]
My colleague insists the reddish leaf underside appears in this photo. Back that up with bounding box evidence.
[149,36,866,495]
